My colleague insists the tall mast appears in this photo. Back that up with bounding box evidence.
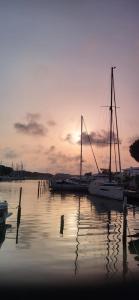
[113,69,122,173]
[109,67,114,182]
[80,115,83,180]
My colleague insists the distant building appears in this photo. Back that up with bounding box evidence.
[123,167,139,177]
[122,167,139,189]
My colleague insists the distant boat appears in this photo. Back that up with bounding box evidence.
[0,201,12,225]
[49,176,91,193]
[88,67,124,201]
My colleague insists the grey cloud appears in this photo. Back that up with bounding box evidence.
[14,113,56,136]
[64,130,119,147]
[14,121,47,136]
[14,112,47,136]
[77,130,121,147]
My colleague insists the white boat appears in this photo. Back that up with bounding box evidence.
[0,201,12,225]
[88,178,123,201]
[88,67,124,201]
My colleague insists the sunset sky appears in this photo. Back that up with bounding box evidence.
[0,0,139,174]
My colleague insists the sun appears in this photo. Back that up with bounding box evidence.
[72,131,80,144]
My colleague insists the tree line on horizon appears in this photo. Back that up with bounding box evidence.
[0,164,52,178]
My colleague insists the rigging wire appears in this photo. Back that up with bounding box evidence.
[82,117,100,173]
[99,107,109,172]
[113,122,118,172]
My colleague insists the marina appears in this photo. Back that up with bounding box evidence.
[0,1,139,296]
[0,179,139,289]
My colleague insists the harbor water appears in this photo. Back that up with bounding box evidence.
[0,180,139,289]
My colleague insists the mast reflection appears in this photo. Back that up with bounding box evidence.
[74,196,80,276]
[105,210,121,277]
[105,210,111,277]
[88,195,123,279]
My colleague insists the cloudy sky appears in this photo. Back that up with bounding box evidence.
[0,0,139,174]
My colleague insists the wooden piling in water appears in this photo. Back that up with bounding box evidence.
[16,187,22,244]
[60,215,64,235]
[18,186,22,207]
[37,181,40,197]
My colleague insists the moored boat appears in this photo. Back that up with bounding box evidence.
[88,67,124,201]
[49,177,89,193]
[0,201,12,225]
[88,179,123,201]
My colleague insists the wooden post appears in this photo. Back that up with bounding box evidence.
[37,181,40,197]
[60,215,64,235]
[19,186,22,207]
[16,187,22,244]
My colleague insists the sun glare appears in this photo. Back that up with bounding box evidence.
[72,131,80,144]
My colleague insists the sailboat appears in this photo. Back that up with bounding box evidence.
[49,115,91,193]
[88,67,124,201]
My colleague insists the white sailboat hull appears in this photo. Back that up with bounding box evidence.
[88,181,124,201]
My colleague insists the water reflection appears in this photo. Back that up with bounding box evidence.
[73,194,125,280]
[88,195,128,280]
[74,197,80,276]
[0,180,139,285]
[91,196,129,280]
[88,195,123,214]
[106,211,111,277]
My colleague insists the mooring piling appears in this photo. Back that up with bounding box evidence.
[37,180,47,197]
[18,186,22,208]
[16,187,22,244]
[37,181,40,197]
[60,215,64,235]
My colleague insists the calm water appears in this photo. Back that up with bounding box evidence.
[0,180,139,287]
